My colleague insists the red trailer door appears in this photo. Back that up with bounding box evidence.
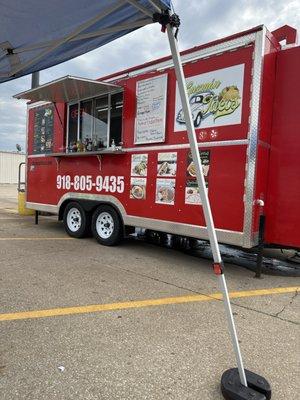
[265,45,300,248]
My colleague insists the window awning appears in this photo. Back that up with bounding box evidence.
[13,75,122,103]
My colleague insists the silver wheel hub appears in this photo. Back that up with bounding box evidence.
[67,207,82,232]
[96,212,114,239]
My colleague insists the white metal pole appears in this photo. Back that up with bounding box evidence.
[166,24,247,387]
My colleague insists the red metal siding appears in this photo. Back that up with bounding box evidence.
[265,46,300,248]
[121,45,254,148]
[26,146,247,233]
[252,34,280,234]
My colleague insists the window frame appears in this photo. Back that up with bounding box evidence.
[66,89,123,152]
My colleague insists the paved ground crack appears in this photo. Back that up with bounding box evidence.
[274,290,298,318]
[229,298,299,326]
[90,257,299,325]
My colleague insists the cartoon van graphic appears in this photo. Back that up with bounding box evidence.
[176,91,214,127]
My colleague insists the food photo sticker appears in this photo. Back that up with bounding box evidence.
[131,154,148,176]
[155,178,175,205]
[130,177,146,200]
[185,180,208,205]
[186,150,210,178]
[157,152,177,177]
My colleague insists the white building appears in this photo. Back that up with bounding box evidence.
[0,151,25,184]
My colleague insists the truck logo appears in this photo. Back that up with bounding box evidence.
[174,64,244,131]
[176,86,241,128]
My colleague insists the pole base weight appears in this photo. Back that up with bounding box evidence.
[221,368,271,400]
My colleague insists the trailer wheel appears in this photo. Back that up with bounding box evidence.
[194,112,202,127]
[92,205,123,246]
[63,202,90,238]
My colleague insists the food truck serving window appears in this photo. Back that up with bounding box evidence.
[13,76,123,154]
[67,92,123,152]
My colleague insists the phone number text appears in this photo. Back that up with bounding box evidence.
[56,175,125,193]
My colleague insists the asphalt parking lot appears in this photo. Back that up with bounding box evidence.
[0,184,299,400]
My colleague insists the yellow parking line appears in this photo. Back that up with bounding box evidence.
[0,286,298,322]
[3,209,18,214]
[0,236,74,241]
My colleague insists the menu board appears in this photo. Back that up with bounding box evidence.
[33,104,54,154]
[134,74,168,145]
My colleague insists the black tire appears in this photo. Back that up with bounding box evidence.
[194,112,202,127]
[63,201,91,238]
[91,205,123,246]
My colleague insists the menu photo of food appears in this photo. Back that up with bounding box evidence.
[185,180,208,205]
[131,154,148,176]
[157,152,177,177]
[186,150,210,178]
[155,178,175,205]
[130,177,146,200]
[44,108,53,118]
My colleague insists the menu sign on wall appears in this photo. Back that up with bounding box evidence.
[33,104,54,154]
[134,74,168,145]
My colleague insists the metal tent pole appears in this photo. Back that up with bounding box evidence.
[31,71,40,89]
[31,71,40,226]
[166,24,247,388]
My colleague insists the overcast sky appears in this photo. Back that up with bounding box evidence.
[0,0,299,152]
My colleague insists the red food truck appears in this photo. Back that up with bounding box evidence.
[15,24,300,251]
